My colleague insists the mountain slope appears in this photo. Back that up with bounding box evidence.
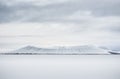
[6,45,111,55]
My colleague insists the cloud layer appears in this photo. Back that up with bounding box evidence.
[0,0,120,51]
[0,0,120,23]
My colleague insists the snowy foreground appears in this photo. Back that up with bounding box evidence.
[0,55,120,79]
[0,45,119,55]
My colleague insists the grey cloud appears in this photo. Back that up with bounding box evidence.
[0,1,80,23]
[105,25,120,33]
[25,2,80,22]
[0,0,120,23]
[0,3,12,23]
[92,2,120,16]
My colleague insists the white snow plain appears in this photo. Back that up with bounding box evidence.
[0,55,120,79]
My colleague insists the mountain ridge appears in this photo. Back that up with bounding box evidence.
[2,45,113,55]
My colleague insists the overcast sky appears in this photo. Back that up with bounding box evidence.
[0,0,120,51]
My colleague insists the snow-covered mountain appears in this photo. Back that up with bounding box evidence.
[108,50,120,54]
[5,45,111,55]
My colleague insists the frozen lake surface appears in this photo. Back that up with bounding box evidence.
[0,55,120,79]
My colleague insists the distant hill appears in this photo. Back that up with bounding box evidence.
[108,50,120,55]
[2,45,112,55]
